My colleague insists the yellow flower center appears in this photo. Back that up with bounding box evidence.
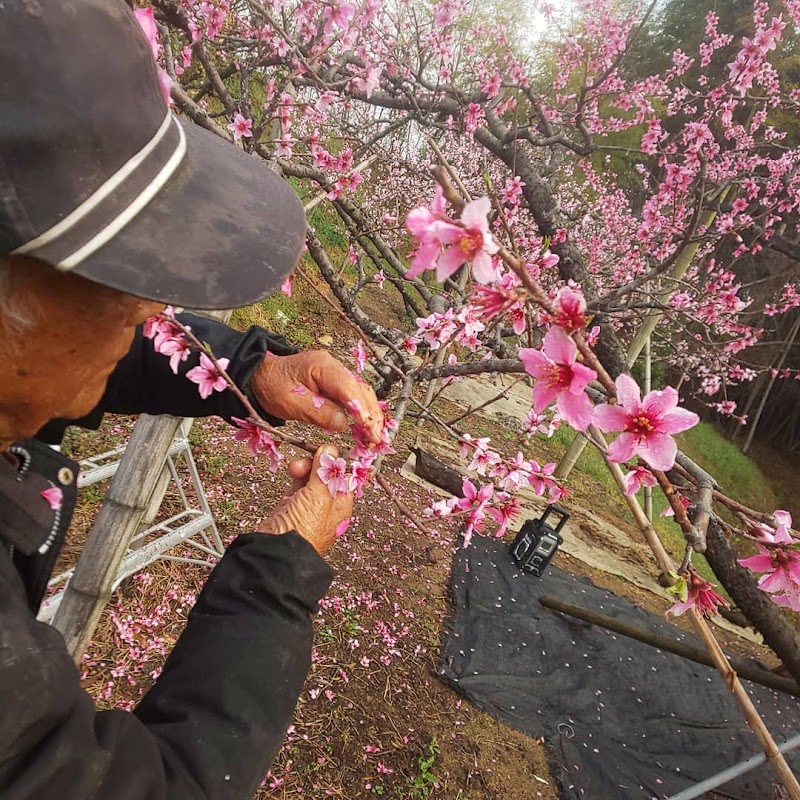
[627,413,655,436]
[459,229,483,257]
[548,364,571,387]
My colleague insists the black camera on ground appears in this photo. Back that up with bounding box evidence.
[509,506,570,577]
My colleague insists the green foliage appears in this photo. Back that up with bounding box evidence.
[309,204,347,251]
[406,737,440,799]
[231,287,315,348]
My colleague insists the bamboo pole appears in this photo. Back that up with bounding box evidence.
[538,595,800,698]
[589,424,674,583]
[689,610,800,799]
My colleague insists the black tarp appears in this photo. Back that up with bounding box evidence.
[439,536,800,800]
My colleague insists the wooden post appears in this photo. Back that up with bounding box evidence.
[52,313,230,663]
[52,415,184,662]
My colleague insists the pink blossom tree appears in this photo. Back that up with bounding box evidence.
[137,1,800,783]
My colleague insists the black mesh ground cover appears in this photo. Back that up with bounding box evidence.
[439,536,800,800]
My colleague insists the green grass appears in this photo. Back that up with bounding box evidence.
[230,273,316,348]
[230,201,352,348]
[308,204,347,251]
[678,423,777,511]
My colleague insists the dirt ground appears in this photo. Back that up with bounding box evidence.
[59,403,786,800]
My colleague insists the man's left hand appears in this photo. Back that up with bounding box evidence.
[251,350,384,443]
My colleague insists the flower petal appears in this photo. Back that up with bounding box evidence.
[774,510,793,530]
[557,390,593,432]
[615,373,641,408]
[471,251,497,284]
[406,207,435,237]
[461,196,491,230]
[532,381,559,413]
[637,431,678,471]
[406,240,440,277]
[738,553,775,573]
[568,362,597,393]
[592,403,629,432]
[543,326,576,365]
[606,432,638,463]
[41,487,63,511]
[759,569,793,594]
[435,246,466,282]
[519,348,550,378]
[658,406,699,435]
[642,386,678,417]
[431,220,464,244]
[666,597,693,617]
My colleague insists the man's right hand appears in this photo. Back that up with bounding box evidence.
[256,445,353,556]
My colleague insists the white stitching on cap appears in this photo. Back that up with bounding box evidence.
[59,118,187,269]
[11,110,177,259]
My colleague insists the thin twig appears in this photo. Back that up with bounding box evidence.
[164,313,314,454]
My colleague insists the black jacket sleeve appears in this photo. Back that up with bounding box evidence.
[36,313,298,443]
[0,532,333,800]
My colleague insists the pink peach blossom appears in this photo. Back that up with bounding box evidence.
[738,511,800,609]
[551,285,588,332]
[405,192,499,284]
[186,353,229,399]
[593,374,699,471]
[317,451,353,497]
[667,570,729,619]
[519,327,597,431]
[227,112,253,141]
[623,465,657,496]
[231,417,283,471]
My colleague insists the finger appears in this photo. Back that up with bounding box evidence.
[294,393,349,433]
[308,356,384,442]
[335,492,355,520]
[287,456,313,494]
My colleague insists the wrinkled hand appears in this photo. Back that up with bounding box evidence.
[257,445,353,556]
[252,350,384,443]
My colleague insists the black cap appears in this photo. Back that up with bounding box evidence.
[0,0,306,309]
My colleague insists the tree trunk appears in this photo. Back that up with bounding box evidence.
[705,521,800,684]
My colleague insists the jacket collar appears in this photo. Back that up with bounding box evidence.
[0,439,78,556]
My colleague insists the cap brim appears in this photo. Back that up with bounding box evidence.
[71,120,306,310]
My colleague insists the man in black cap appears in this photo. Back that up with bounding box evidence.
[0,1,384,798]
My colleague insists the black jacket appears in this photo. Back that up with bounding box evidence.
[0,313,333,800]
